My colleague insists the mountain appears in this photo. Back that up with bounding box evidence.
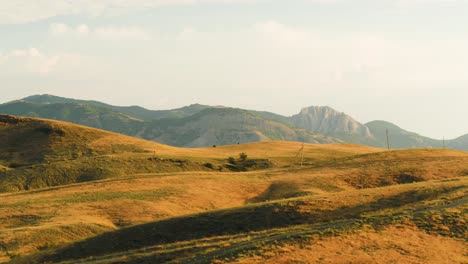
[364,120,468,151]
[365,120,442,149]
[0,100,145,135]
[22,94,211,120]
[447,134,468,151]
[138,108,340,147]
[290,106,373,143]
[1,94,467,150]
[0,96,340,147]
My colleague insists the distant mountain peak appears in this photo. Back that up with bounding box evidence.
[292,105,373,140]
[299,105,338,112]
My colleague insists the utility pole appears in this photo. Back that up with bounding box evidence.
[294,143,305,167]
[386,129,390,150]
[300,143,305,167]
[443,137,446,149]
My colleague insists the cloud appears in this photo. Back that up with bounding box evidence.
[0,48,97,76]
[0,0,262,25]
[255,20,312,45]
[50,23,69,34]
[49,23,151,40]
[1,0,466,24]
[93,26,150,39]
[252,20,468,89]
[77,24,90,36]
[0,48,55,75]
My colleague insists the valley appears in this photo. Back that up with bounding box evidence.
[0,115,466,263]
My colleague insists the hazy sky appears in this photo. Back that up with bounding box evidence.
[1,0,467,139]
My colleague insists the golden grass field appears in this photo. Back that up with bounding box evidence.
[0,115,467,263]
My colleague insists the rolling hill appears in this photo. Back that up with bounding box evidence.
[0,94,467,150]
[0,114,346,193]
[0,114,191,192]
[0,115,466,263]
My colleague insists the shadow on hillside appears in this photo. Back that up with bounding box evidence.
[35,186,461,263]
[246,182,312,203]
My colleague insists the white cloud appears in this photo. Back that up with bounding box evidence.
[0,0,262,25]
[1,0,466,25]
[93,26,150,39]
[50,23,69,34]
[49,23,151,40]
[0,48,98,76]
[0,48,55,75]
[77,24,90,36]
[252,20,468,92]
[9,48,42,58]
[255,20,310,45]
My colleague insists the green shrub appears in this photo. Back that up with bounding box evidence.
[239,152,248,162]
[227,157,236,165]
[203,163,214,169]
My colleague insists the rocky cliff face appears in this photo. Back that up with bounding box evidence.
[290,106,373,140]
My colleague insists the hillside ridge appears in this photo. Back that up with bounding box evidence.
[0,94,466,150]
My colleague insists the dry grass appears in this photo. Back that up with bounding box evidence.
[0,115,467,263]
[11,177,466,264]
[231,225,467,264]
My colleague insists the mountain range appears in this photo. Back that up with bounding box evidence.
[1,94,466,150]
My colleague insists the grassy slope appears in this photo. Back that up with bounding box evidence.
[0,115,201,192]
[0,115,467,263]
[0,114,368,192]
[14,177,467,264]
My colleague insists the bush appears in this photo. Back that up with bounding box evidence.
[239,152,248,162]
[203,163,214,169]
[227,157,236,165]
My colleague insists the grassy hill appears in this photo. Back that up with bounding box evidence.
[0,114,205,192]
[0,115,466,263]
[0,114,346,193]
[16,178,467,264]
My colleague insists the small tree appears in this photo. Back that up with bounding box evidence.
[203,162,214,169]
[227,157,236,165]
[239,152,248,162]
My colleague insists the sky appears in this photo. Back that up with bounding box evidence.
[1,0,467,139]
